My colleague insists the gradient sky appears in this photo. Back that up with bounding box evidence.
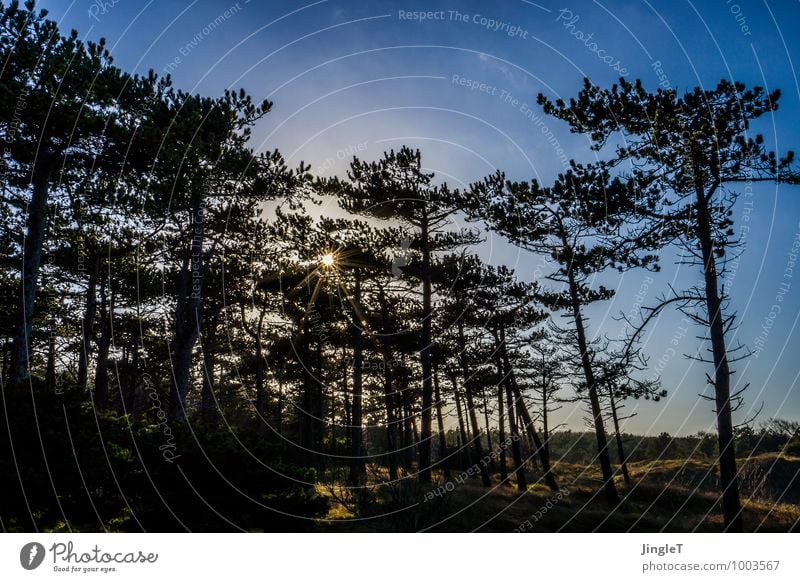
[38,0,800,436]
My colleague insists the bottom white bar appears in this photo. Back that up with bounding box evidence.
[1,533,796,581]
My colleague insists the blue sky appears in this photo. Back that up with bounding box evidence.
[41,0,800,436]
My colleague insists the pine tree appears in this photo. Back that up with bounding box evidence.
[464,163,658,504]
[0,1,152,387]
[538,78,799,530]
[335,147,480,483]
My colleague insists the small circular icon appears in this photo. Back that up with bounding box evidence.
[20,542,46,570]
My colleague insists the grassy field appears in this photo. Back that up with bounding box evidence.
[316,453,800,532]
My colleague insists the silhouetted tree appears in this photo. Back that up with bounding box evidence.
[539,78,799,529]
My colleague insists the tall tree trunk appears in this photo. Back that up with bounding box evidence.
[10,156,54,387]
[401,378,414,469]
[514,392,558,491]
[315,334,325,462]
[77,259,99,392]
[381,342,398,481]
[299,319,315,464]
[200,324,217,425]
[481,387,495,473]
[541,372,550,460]
[418,217,433,483]
[277,380,284,436]
[254,312,266,428]
[493,331,525,490]
[349,272,365,485]
[451,373,470,468]
[94,279,111,408]
[1,339,9,385]
[609,390,631,487]
[341,345,351,451]
[504,380,527,491]
[169,197,204,420]
[45,314,56,391]
[500,328,558,491]
[457,320,491,486]
[695,184,742,532]
[565,263,619,505]
[123,334,139,414]
[432,359,450,478]
[497,379,508,481]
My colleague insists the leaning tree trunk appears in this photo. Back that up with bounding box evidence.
[457,320,491,486]
[695,182,743,532]
[565,265,619,505]
[512,389,558,492]
[493,333,526,490]
[10,156,54,387]
[504,380,527,491]
[609,390,631,487]
[500,328,558,491]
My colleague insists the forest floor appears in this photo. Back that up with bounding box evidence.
[315,453,800,532]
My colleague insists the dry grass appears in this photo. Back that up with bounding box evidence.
[314,453,800,532]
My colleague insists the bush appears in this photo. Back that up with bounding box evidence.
[0,381,328,532]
